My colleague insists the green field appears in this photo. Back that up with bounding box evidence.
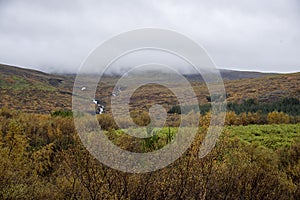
[104,123,300,153]
[226,124,300,150]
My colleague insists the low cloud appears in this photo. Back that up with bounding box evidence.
[0,0,299,73]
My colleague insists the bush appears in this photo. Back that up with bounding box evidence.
[51,110,73,117]
[96,114,118,130]
[267,111,290,124]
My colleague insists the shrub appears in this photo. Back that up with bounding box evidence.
[267,111,290,124]
[51,110,73,117]
[96,114,118,130]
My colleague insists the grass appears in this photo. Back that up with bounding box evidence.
[0,75,55,91]
[226,124,300,150]
[104,124,300,152]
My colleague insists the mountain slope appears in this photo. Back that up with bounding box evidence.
[0,64,75,90]
[184,69,278,82]
[0,64,299,114]
[0,64,74,113]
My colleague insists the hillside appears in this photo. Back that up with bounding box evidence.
[0,64,299,114]
[0,64,72,89]
[0,64,74,113]
[185,69,278,81]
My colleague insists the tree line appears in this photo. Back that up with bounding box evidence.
[169,97,300,116]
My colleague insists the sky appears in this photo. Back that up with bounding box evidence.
[0,0,299,73]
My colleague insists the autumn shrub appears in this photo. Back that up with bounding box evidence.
[131,110,151,126]
[96,113,118,130]
[1,110,300,199]
[267,111,290,124]
[225,111,238,125]
[0,107,15,118]
[32,143,57,177]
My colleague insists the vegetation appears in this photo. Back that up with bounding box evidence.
[1,64,300,115]
[227,97,300,115]
[1,65,300,199]
[1,108,300,199]
[227,124,300,150]
[169,97,300,116]
[51,110,73,117]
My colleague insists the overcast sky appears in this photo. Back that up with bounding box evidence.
[0,0,299,73]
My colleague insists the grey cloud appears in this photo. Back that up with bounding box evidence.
[0,0,299,73]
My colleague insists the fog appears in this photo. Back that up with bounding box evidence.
[0,0,299,73]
